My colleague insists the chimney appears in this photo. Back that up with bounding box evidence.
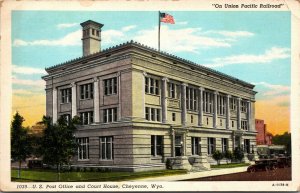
[80,20,104,56]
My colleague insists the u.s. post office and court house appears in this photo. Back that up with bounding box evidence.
[43,20,258,172]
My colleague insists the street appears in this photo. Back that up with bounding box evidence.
[184,167,291,181]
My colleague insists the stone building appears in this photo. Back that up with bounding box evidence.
[42,20,258,171]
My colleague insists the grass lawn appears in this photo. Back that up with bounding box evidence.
[211,163,250,169]
[11,169,187,182]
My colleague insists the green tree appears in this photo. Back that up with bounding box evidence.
[224,150,233,164]
[40,115,80,181]
[212,150,224,165]
[11,112,32,178]
[233,147,244,163]
[272,132,291,155]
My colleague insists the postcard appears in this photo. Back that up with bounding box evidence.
[0,0,299,191]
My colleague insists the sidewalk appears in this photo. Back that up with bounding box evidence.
[135,166,249,181]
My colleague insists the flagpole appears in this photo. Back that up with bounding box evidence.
[158,11,161,51]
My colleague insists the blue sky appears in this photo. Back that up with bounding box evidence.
[11,11,291,133]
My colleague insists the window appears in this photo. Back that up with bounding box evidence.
[61,114,71,125]
[96,30,100,37]
[241,101,247,112]
[191,137,200,155]
[191,115,194,123]
[92,29,95,35]
[186,87,197,111]
[61,88,72,103]
[104,77,117,95]
[217,95,226,115]
[77,138,89,160]
[145,107,161,122]
[172,113,176,121]
[203,91,213,113]
[168,82,177,98]
[145,77,160,95]
[230,98,237,111]
[241,120,248,130]
[232,120,235,127]
[80,111,93,125]
[221,138,228,153]
[151,135,163,156]
[175,135,183,156]
[220,119,222,126]
[244,139,250,153]
[80,83,93,100]
[103,108,117,123]
[206,117,209,125]
[100,136,113,160]
[207,137,215,155]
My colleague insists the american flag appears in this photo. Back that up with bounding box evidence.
[160,12,175,24]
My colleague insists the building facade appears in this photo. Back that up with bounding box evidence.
[43,20,258,172]
[255,119,273,145]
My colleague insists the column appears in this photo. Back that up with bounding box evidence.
[93,77,100,123]
[213,91,218,128]
[118,72,121,121]
[143,72,147,119]
[226,95,231,129]
[162,77,168,123]
[232,134,235,150]
[251,101,255,132]
[181,83,187,126]
[52,87,57,123]
[183,132,187,156]
[198,87,204,126]
[71,82,77,118]
[237,97,241,130]
[247,100,251,131]
[171,128,175,157]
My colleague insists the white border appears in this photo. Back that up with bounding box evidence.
[1,0,299,191]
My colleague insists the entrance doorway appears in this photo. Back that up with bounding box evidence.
[175,135,183,156]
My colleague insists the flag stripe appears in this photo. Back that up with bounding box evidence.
[160,13,175,24]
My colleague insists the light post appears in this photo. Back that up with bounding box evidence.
[198,140,202,155]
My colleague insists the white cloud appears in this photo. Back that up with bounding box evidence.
[253,81,290,96]
[121,25,136,32]
[13,30,81,47]
[12,65,46,75]
[12,77,45,87]
[204,47,290,68]
[57,23,79,29]
[134,26,231,53]
[207,30,254,38]
[177,21,188,25]
[102,30,125,45]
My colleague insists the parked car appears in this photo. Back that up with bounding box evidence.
[247,159,278,172]
[276,156,291,168]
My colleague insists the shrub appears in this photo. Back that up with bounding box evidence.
[166,158,174,169]
[247,154,255,161]
[224,150,233,164]
[212,150,224,165]
[233,147,244,163]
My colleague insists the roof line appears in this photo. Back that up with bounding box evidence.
[45,40,255,88]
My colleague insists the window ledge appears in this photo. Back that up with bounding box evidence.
[151,156,163,160]
[79,98,93,101]
[99,159,114,161]
[78,159,90,161]
[145,93,160,97]
[104,93,117,96]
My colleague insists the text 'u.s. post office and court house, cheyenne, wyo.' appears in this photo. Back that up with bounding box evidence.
[42,20,257,172]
